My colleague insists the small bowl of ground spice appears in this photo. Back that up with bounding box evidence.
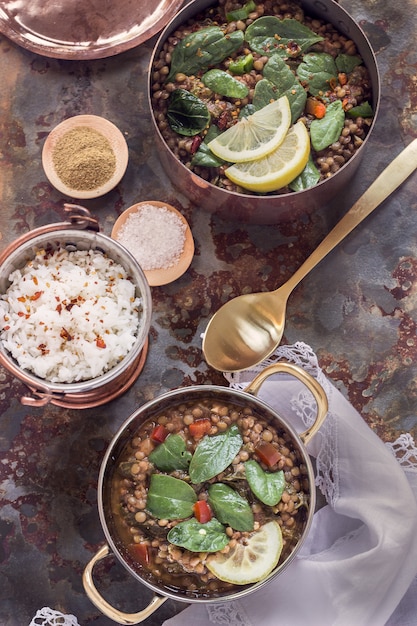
[42,115,129,199]
[111,201,194,286]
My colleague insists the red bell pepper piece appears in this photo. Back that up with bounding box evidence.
[150,424,169,443]
[193,500,212,524]
[189,418,211,439]
[255,442,281,468]
[128,542,150,566]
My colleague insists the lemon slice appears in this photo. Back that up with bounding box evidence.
[224,120,310,193]
[206,520,283,585]
[208,96,291,163]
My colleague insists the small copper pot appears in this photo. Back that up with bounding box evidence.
[148,0,380,224]
[0,204,152,408]
[83,362,328,624]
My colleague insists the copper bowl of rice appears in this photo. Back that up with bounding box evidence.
[0,205,152,408]
[148,0,380,224]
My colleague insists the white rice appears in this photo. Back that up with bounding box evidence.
[0,247,142,383]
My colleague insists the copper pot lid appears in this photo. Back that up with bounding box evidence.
[0,0,184,59]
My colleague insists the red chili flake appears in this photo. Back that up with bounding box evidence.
[190,136,202,154]
[32,276,38,286]
[217,110,230,130]
[37,344,50,355]
[96,337,106,349]
[30,291,43,301]
[60,328,73,341]
[18,311,25,317]
[3,326,10,331]
[56,303,62,314]
[17,296,26,303]
[286,41,301,56]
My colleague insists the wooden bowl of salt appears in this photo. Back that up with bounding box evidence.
[42,115,129,199]
[111,201,194,286]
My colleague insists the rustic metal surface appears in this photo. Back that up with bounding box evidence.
[1,0,417,623]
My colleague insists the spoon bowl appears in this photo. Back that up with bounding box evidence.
[202,139,417,372]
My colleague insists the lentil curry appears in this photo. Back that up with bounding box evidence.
[108,393,311,598]
[151,0,374,195]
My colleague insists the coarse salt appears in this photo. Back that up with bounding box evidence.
[116,203,186,271]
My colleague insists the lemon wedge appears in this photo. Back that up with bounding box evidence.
[206,520,283,585]
[224,120,310,193]
[208,96,291,163]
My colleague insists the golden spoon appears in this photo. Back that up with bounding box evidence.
[202,139,417,372]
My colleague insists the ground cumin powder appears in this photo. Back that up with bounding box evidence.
[52,126,116,191]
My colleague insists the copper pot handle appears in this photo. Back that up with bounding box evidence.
[0,203,98,266]
[83,544,167,625]
[243,362,328,446]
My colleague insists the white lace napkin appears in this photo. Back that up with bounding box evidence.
[163,342,417,626]
[29,607,80,626]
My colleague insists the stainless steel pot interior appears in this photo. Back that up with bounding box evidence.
[0,228,152,394]
[98,384,317,604]
[148,0,381,224]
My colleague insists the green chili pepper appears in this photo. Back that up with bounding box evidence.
[228,53,254,75]
[226,0,256,22]
[201,69,249,98]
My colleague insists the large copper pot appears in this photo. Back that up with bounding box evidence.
[148,0,380,224]
[83,362,328,624]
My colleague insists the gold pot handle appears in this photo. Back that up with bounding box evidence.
[83,544,167,625]
[243,362,328,446]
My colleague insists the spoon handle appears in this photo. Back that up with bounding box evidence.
[282,138,417,293]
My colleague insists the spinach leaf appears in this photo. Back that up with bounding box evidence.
[239,103,257,119]
[167,26,244,82]
[149,434,192,472]
[297,53,338,97]
[202,69,249,98]
[310,100,345,151]
[289,154,320,191]
[252,78,280,110]
[245,460,286,506]
[191,124,225,167]
[245,17,323,58]
[189,424,243,484]
[335,53,362,74]
[347,101,374,118]
[191,142,225,167]
[262,54,307,122]
[167,89,210,137]
[226,0,256,22]
[146,474,196,520]
[208,483,254,531]
[167,517,229,552]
